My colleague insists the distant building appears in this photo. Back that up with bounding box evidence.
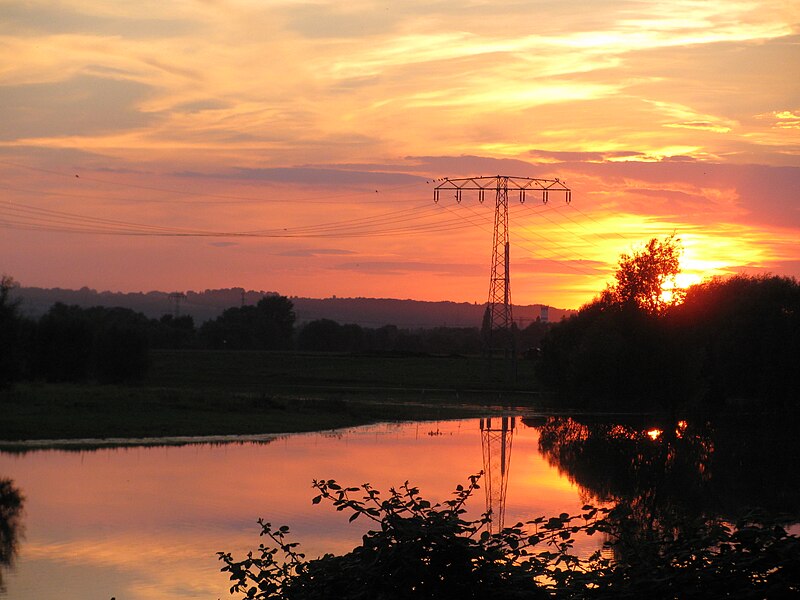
[540,305,549,323]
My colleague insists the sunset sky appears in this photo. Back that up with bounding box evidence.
[1,0,798,309]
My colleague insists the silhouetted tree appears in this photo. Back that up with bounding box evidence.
[0,479,24,594]
[604,234,684,314]
[0,276,28,387]
[539,265,799,407]
[518,318,550,358]
[536,236,696,408]
[88,307,150,383]
[33,304,150,383]
[253,295,296,350]
[362,324,399,353]
[675,274,800,405]
[340,323,365,352]
[297,319,365,352]
[199,294,295,350]
[297,319,343,352]
[34,303,94,381]
[480,305,492,355]
[150,314,196,349]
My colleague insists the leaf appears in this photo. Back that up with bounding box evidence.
[311,495,322,505]
[349,511,360,522]
[545,517,563,530]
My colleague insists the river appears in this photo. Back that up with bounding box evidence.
[1,412,797,599]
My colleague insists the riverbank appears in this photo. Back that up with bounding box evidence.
[0,349,545,441]
[0,383,511,441]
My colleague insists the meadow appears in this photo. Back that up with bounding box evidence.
[0,350,539,441]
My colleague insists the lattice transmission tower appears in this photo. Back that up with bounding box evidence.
[168,292,187,318]
[434,176,571,363]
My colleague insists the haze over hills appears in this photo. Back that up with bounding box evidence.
[13,286,575,329]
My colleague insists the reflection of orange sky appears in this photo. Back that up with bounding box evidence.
[0,419,595,600]
[0,1,798,308]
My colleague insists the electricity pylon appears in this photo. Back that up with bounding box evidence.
[480,416,515,533]
[168,292,186,318]
[434,176,571,366]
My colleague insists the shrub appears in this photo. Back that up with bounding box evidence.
[219,474,800,599]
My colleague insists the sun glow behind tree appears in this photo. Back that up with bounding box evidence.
[602,234,685,314]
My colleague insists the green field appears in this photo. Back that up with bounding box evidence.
[0,350,542,442]
[146,349,538,393]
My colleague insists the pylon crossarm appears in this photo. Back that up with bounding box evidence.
[433,175,570,204]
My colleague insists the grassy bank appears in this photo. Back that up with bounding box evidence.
[146,349,538,392]
[0,350,541,441]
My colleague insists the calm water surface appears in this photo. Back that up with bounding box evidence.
[0,417,595,600]
[4,412,797,599]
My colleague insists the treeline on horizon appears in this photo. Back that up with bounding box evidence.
[13,286,570,329]
[0,277,549,386]
[3,242,799,410]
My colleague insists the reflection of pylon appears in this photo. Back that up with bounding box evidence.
[480,416,515,533]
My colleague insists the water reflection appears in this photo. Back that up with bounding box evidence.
[479,416,514,533]
[1,413,795,599]
[0,419,593,600]
[530,413,800,529]
[0,479,24,594]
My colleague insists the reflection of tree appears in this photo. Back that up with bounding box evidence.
[0,478,24,593]
[531,414,800,542]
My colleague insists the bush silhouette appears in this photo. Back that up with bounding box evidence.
[220,474,800,599]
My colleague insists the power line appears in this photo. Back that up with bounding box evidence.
[0,160,495,238]
[0,160,432,205]
[240,201,440,235]
[0,194,492,238]
[565,203,629,241]
[513,202,606,261]
[457,203,603,278]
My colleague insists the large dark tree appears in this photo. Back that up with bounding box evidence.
[0,479,24,594]
[253,295,296,350]
[150,314,196,349]
[0,275,27,387]
[200,294,296,350]
[88,306,150,383]
[538,235,799,408]
[34,304,150,383]
[537,237,691,408]
[603,234,684,314]
[675,274,800,404]
[34,302,94,382]
[297,319,365,352]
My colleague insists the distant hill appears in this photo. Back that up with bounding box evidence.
[13,286,575,329]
